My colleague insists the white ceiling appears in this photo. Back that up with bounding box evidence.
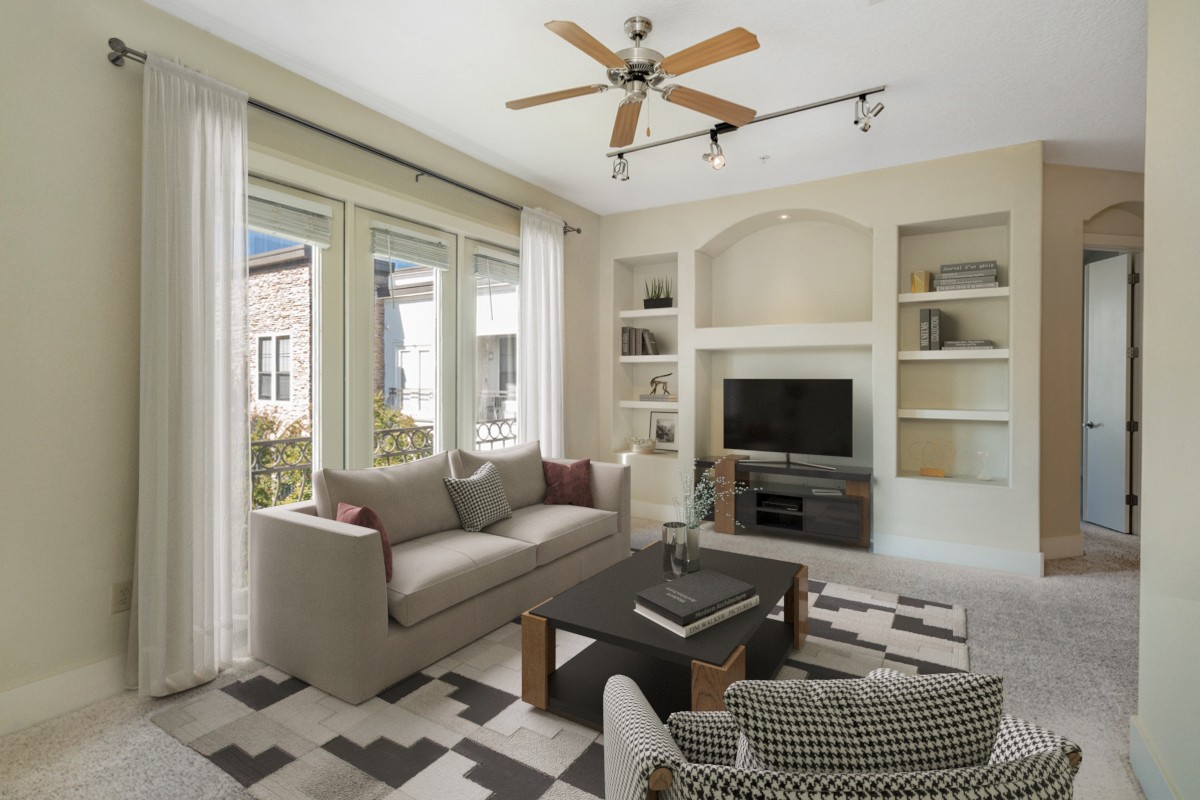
[145,0,1147,216]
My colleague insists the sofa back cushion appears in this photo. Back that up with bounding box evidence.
[450,441,547,509]
[313,451,459,542]
[724,672,1004,774]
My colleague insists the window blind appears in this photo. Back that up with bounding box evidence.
[473,252,520,285]
[247,186,333,248]
[371,225,451,272]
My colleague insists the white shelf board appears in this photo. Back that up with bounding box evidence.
[619,400,681,410]
[896,470,1009,487]
[619,354,678,364]
[616,449,678,460]
[897,408,1009,422]
[618,307,679,319]
[693,321,873,351]
[898,287,1010,303]
[898,349,1010,361]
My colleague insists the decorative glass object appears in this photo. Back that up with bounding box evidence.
[662,521,688,579]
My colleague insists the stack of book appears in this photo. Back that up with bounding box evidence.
[638,393,673,402]
[621,327,660,356]
[942,339,995,350]
[934,260,1000,291]
[634,570,759,637]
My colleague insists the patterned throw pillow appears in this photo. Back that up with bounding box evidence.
[543,459,593,506]
[725,673,1004,774]
[335,502,393,582]
[443,461,513,532]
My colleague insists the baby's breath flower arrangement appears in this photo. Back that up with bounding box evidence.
[673,462,747,529]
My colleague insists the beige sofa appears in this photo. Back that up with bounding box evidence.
[249,442,631,704]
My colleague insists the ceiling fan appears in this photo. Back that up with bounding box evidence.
[506,17,760,148]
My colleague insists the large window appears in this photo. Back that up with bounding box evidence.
[469,241,520,450]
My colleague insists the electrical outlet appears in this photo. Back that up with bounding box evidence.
[111,580,133,614]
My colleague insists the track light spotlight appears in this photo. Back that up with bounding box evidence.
[702,131,726,170]
[853,96,884,132]
[612,154,630,181]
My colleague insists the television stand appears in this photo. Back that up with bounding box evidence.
[700,455,872,548]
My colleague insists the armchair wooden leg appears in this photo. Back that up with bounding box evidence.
[647,766,674,799]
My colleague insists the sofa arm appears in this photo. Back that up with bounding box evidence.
[250,502,389,702]
[604,676,685,800]
[991,714,1082,774]
[666,711,741,766]
[586,459,630,535]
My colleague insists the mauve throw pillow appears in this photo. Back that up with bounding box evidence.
[543,459,593,507]
[336,502,393,582]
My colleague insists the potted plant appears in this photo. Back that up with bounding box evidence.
[643,277,673,309]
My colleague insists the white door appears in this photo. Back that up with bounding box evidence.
[1082,253,1132,532]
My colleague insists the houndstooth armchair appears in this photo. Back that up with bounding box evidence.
[603,672,1082,800]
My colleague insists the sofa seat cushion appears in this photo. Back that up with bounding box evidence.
[387,529,537,627]
[484,503,617,566]
[314,451,460,543]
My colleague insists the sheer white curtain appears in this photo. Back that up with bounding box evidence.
[517,208,566,457]
[126,55,249,696]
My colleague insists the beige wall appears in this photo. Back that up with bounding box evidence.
[0,0,599,698]
[1039,165,1143,555]
[1133,1,1200,794]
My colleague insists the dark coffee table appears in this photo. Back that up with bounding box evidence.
[521,544,807,728]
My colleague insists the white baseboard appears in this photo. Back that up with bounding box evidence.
[1041,534,1084,560]
[631,501,675,521]
[0,655,128,737]
[1129,715,1181,799]
[871,533,1044,576]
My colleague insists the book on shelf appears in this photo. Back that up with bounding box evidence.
[641,329,659,355]
[942,339,995,349]
[935,273,997,285]
[919,308,931,350]
[934,280,999,291]
[634,594,760,638]
[910,270,932,293]
[632,327,643,355]
[621,327,631,356]
[929,308,943,350]
[638,394,674,402]
[940,260,998,274]
[636,570,757,626]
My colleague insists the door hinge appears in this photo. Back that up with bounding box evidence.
[1128,272,1141,285]
[1126,494,1139,507]
[1128,346,1140,359]
[1126,420,1140,433]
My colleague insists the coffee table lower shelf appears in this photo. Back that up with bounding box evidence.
[538,618,796,730]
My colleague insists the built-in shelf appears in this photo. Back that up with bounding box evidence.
[898,408,1009,422]
[616,449,678,459]
[898,349,1010,361]
[619,355,678,364]
[619,400,681,410]
[897,470,1009,487]
[693,321,873,351]
[898,287,1010,303]
[618,307,680,319]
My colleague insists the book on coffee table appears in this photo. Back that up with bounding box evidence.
[636,570,757,626]
[634,594,760,637]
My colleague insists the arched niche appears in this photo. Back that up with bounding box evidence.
[699,210,872,327]
[1084,201,1144,237]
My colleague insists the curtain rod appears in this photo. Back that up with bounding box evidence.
[106,38,582,236]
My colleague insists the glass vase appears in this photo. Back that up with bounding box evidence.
[662,522,688,579]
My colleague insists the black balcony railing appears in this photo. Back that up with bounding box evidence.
[249,419,518,509]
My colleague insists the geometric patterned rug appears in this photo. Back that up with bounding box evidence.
[152,579,968,800]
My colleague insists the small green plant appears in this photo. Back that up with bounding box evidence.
[644,276,673,299]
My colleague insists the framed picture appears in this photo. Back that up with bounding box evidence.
[649,411,678,452]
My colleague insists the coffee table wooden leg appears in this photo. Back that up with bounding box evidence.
[521,610,555,710]
[784,564,809,649]
[691,645,746,712]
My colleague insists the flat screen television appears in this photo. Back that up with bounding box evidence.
[723,378,853,458]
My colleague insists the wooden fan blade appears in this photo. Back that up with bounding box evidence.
[610,100,642,148]
[659,27,759,76]
[662,86,756,127]
[506,85,604,110]
[545,20,626,70]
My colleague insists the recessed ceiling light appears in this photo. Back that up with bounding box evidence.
[779,214,791,220]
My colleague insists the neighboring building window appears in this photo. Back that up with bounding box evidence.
[257,334,292,401]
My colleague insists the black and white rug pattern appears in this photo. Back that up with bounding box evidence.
[153,580,967,800]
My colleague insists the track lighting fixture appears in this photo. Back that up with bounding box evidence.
[702,131,726,170]
[854,95,884,132]
[612,154,630,181]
